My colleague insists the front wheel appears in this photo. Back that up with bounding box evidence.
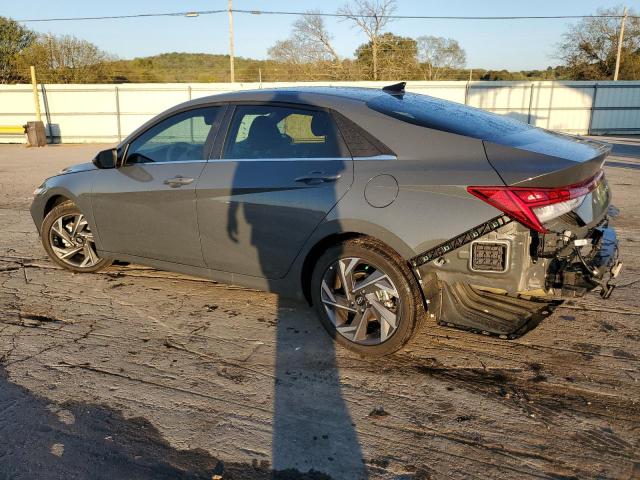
[310,238,425,356]
[41,201,112,273]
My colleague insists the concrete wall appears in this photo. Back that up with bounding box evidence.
[1,80,640,143]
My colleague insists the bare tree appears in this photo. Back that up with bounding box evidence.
[556,7,640,80]
[268,39,306,65]
[416,36,466,80]
[292,12,340,63]
[338,0,396,80]
[268,12,339,64]
[267,12,342,80]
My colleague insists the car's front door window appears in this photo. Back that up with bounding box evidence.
[127,107,221,164]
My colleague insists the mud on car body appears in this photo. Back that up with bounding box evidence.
[31,82,623,355]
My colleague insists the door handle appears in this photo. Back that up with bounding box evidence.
[163,175,194,188]
[294,172,342,185]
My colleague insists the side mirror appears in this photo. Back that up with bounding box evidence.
[92,148,118,169]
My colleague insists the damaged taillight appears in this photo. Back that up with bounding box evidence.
[467,171,603,233]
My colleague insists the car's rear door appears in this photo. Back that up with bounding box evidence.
[196,103,353,279]
[92,106,223,267]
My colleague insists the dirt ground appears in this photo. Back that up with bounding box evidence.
[0,138,639,480]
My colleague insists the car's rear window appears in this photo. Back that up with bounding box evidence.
[367,91,607,161]
[366,92,533,144]
[223,105,347,159]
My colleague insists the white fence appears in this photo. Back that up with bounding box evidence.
[1,80,640,143]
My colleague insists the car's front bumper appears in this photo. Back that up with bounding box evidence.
[30,191,47,236]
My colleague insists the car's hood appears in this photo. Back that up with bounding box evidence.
[58,162,97,175]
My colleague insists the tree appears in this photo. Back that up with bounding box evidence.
[416,35,466,80]
[355,32,417,80]
[268,12,342,80]
[17,34,115,83]
[480,70,525,81]
[268,39,306,65]
[268,12,340,64]
[0,16,35,83]
[338,0,396,80]
[292,12,340,63]
[557,7,640,80]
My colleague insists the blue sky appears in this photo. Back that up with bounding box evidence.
[5,0,639,70]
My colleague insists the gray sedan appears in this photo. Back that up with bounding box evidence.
[31,83,622,355]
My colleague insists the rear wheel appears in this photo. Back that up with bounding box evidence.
[41,201,111,273]
[310,238,424,356]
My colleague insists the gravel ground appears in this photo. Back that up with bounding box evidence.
[0,139,639,480]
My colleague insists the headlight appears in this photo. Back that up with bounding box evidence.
[33,186,46,196]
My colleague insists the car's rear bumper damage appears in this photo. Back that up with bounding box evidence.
[413,216,623,338]
[544,226,622,299]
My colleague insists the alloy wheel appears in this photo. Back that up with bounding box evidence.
[48,213,101,268]
[320,257,400,345]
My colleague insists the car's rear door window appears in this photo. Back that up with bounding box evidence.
[127,107,222,164]
[222,105,347,159]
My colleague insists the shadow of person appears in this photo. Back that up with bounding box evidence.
[226,108,368,479]
[0,366,238,479]
[270,296,367,478]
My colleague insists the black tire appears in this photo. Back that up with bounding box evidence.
[310,237,425,356]
[41,200,112,273]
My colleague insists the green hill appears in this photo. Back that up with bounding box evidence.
[107,52,275,83]
[100,52,566,83]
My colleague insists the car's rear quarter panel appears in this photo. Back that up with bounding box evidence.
[327,102,506,257]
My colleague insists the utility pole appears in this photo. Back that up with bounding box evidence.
[614,6,628,81]
[30,66,42,122]
[228,0,235,83]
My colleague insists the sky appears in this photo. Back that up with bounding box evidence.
[4,0,640,71]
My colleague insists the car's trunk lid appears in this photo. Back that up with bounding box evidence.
[483,130,611,188]
[482,130,613,229]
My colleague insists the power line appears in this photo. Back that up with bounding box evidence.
[16,9,639,23]
[16,10,225,22]
[233,9,636,20]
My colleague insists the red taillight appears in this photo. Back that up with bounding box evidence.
[467,171,603,233]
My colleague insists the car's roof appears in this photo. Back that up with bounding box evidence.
[130,85,605,167]
[188,86,385,106]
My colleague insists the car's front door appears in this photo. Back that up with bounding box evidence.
[197,104,353,279]
[92,106,223,267]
